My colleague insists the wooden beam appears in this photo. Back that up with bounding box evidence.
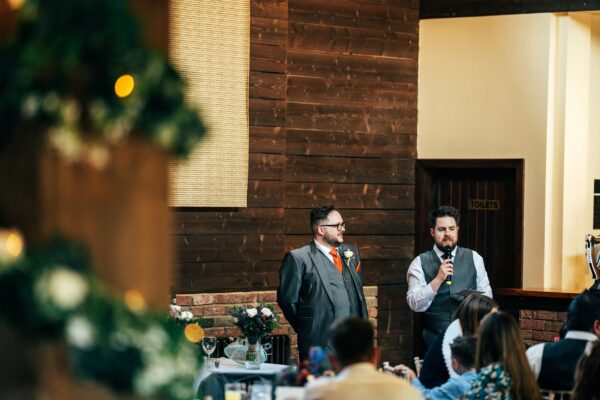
[421,0,600,19]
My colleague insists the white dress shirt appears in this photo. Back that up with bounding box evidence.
[314,239,335,264]
[406,245,493,312]
[526,330,599,379]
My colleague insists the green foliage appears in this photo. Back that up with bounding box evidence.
[0,0,205,159]
[0,238,202,399]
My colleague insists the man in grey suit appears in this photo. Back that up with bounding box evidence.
[277,205,368,360]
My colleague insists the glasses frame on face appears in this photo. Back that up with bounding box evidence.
[320,222,346,231]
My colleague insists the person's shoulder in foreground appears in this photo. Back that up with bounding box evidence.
[304,362,422,400]
[305,317,422,400]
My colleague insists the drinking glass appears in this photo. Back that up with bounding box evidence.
[251,382,272,400]
[225,382,246,400]
[202,336,217,367]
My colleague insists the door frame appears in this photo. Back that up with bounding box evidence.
[415,159,525,288]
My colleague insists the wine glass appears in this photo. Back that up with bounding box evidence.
[202,336,217,367]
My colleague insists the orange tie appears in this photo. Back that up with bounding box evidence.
[329,248,344,274]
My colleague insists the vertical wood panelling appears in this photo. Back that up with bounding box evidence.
[173,0,418,363]
[285,0,417,363]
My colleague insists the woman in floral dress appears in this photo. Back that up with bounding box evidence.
[462,311,541,400]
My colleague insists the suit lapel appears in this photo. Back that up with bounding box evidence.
[339,245,363,296]
[308,242,335,306]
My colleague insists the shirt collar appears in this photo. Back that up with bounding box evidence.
[461,370,477,379]
[336,362,375,379]
[314,239,335,255]
[433,245,457,259]
[565,330,599,341]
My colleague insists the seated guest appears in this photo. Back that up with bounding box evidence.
[526,289,600,391]
[418,293,497,388]
[395,335,478,400]
[304,318,421,400]
[463,311,541,400]
[572,340,600,400]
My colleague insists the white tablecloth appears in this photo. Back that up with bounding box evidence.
[194,357,290,396]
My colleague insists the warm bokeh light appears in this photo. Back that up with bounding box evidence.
[0,228,25,265]
[124,289,146,312]
[114,74,135,98]
[7,0,26,10]
[5,231,24,258]
[184,323,204,343]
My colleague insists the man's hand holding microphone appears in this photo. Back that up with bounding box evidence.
[431,245,453,291]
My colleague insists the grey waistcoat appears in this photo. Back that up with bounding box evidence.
[420,247,477,336]
[321,253,362,320]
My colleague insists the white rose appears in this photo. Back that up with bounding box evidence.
[85,145,110,170]
[134,359,176,396]
[39,267,89,310]
[246,308,258,317]
[65,316,95,349]
[261,307,272,318]
[343,249,354,259]
[182,311,193,321]
[141,325,169,351]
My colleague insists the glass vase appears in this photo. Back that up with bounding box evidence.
[244,338,267,370]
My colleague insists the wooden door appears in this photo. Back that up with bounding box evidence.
[416,160,524,290]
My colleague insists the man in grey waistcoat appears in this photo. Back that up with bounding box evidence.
[278,205,368,360]
[406,205,492,348]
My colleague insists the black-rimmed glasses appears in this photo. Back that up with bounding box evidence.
[321,222,345,230]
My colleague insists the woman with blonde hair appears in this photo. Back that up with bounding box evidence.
[464,311,541,400]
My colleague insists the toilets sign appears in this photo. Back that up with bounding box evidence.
[468,199,500,211]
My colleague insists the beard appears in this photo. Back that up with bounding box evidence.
[435,241,456,252]
[324,233,342,248]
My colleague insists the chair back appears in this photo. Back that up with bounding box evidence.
[413,356,424,376]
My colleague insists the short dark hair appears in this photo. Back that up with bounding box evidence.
[566,289,600,332]
[428,205,460,229]
[310,204,336,233]
[450,335,477,369]
[329,318,374,366]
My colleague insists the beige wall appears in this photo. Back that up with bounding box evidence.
[419,13,600,290]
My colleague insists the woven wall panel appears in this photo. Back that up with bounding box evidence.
[169,0,249,207]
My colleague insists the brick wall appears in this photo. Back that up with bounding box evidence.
[520,309,567,347]
[175,286,378,362]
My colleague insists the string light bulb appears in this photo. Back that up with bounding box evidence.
[114,74,135,98]
[124,289,146,312]
[7,0,26,10]
[0,228,25,266]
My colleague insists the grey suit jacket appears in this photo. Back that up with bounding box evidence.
[277,241,368,359]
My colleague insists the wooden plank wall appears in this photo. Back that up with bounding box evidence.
[173,0,419,363]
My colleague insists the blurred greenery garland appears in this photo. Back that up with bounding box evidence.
[0,0,206,167]
[0,234,203,400]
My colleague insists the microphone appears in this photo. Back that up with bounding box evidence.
[442,245,453,286]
